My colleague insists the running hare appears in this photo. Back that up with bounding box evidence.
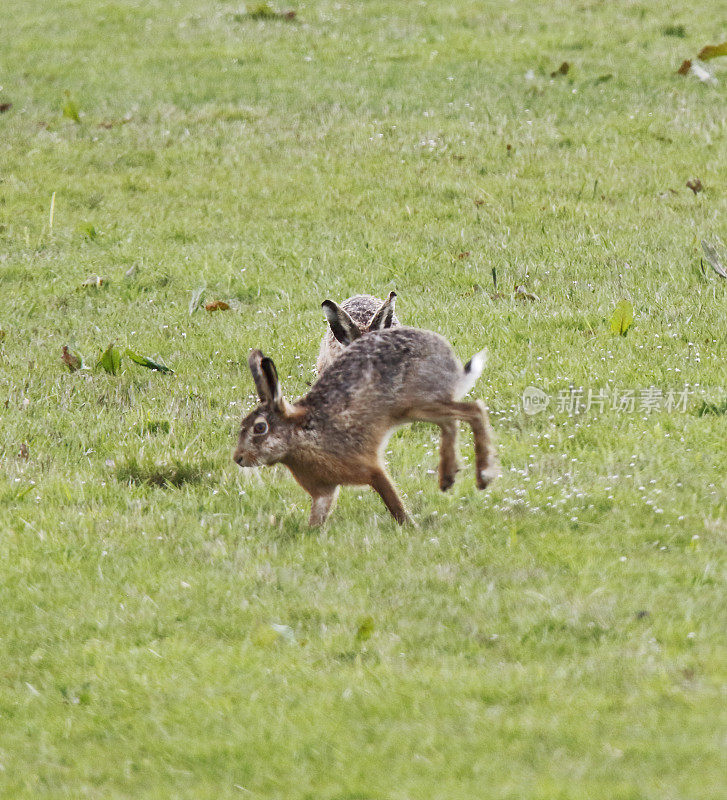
[234,327,498,526]
[316,292,399,374]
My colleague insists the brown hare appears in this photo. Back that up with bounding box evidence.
[234,327,498,527]
[316,292,399,374]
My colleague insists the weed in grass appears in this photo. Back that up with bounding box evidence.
[695,399,727,416]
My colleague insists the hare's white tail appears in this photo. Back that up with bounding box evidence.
[455,348,488,399]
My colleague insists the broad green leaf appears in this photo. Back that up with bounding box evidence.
[355,615,375,642]
[698,42,727,60]
[79,223,98,241]
[97,343,121,375]
[126,349,174,374]
[249,3,278,17]
[62,93,80,122]
[609,300,633,336]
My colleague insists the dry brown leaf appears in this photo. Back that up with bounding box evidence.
[457,251,471,260]
[62,345,83,372]
[698,42,727,60]
[98,114,132,129]
[474,199,485,207]
[98,114,132,130]
[205,300,231,312]
[686,178,703,194]
[18,443,29,460]
[551,61,569,77]
[0,102,12,113]
[677,59,692,75]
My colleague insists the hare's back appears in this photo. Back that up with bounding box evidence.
[308,327,463,413]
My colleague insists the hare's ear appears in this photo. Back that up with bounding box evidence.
[260,356,284,410]
[322,300,362,346]
[248,349,278,406]
[369,291,397,330]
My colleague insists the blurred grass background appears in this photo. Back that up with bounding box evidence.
[0,1,726,797]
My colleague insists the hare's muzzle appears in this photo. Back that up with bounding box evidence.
[233,449,251,467]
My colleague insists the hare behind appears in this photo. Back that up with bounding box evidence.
[234,327,498,526]
[316,292,399,374]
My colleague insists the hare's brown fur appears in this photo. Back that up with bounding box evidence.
[235,327,498,526]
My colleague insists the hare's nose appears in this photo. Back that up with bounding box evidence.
[233,452,245,466]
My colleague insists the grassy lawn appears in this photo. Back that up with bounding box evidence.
[1,0,726,797]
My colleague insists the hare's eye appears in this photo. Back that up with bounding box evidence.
[252,419,268,436]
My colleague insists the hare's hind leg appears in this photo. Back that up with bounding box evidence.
[370,469,411,525]
[407,401,498,490]
[437,421,459,491]
[402,410,460,491]
[461,399,499,489]
[309,487,339,527]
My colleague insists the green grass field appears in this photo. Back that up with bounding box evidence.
[1,1,726,797]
